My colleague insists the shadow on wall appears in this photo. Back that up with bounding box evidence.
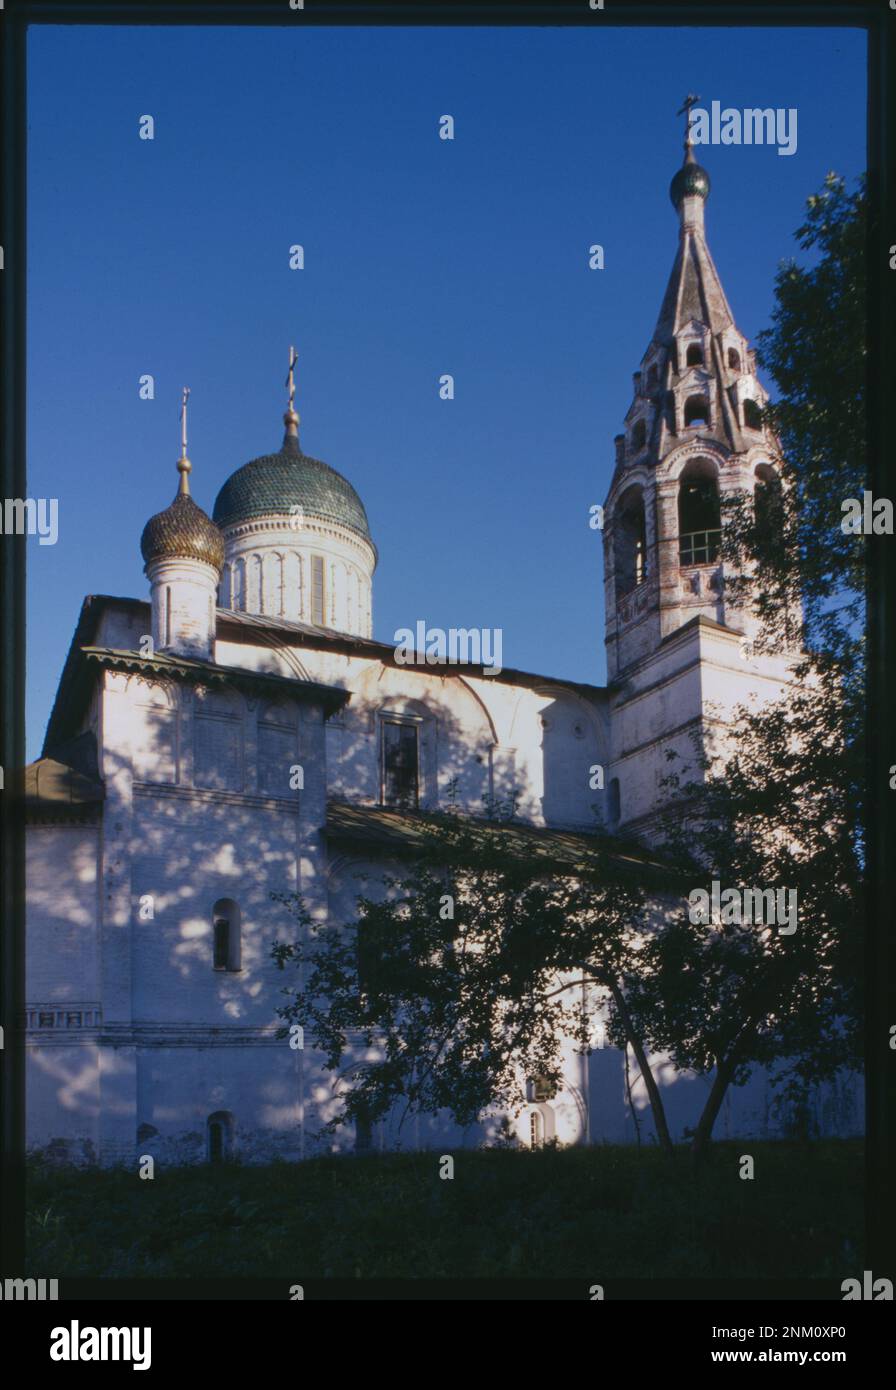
[28,658,618,1167]
[538,692,609,830]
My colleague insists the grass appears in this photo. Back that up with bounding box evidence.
[26,1138,862,1280]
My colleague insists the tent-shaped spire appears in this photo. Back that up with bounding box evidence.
[609,106,780,473]
[652,145,736,346]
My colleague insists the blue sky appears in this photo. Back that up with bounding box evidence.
[26,23,866,760]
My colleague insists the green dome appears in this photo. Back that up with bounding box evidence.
[670,159,710,209]
[213,431,373,543]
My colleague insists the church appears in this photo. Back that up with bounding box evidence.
[24,135,862,1166]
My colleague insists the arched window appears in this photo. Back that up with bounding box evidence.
[245,554,262,613]
[381,718,419,808]
[207,1111,234,1164]
[262,552,284,617]
[631,419,647,453]
[727,347,741,371]
[615,487,648,596]
[684,394,711,428]
[648,363,659,388]
[607,777,621,828]
[686,343,704,367]
[530,1110,544,1149]
[212,897,241,972]
[678,461,721,565]
[743,398,762,430]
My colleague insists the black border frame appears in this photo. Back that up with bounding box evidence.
[2,0,893,1315]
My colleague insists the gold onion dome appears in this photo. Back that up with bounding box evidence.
[140,455,225,572]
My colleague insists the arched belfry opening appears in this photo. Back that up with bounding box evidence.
[614,487,648,596]
[678,460,721,566]
[743,398,762,430]
[683,394,711,428]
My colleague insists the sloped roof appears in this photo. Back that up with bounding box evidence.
[219,607,608,701]
[653,225,736,346]
[24,756,104,823]
[43,595,609,757]
[325,800,692,889]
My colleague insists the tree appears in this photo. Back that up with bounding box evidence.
[271,809,680,1155]
[722,171,866,660]
[648,657,863,1159]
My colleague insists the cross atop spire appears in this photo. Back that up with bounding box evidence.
[283,344,300,444]
[677,93,701,151]
[177,386,192,494]
[286,345,298,412]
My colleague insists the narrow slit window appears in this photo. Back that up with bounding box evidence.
[207,1111,234,1164]
[311,555,326,625]
[212,898,241,972]
[213,919,229,970]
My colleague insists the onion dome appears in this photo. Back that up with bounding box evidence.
[670,144,710,209]
[140,455,225,572]
[213,410,373,544]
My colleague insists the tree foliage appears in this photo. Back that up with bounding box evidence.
[722,171,866,660]
[272,812,676,1147]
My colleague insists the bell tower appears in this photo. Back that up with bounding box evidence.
[601,108,799,836]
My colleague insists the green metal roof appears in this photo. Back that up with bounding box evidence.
[325,801,693,889]
[213,432,372,542]
[670,156,710,209]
